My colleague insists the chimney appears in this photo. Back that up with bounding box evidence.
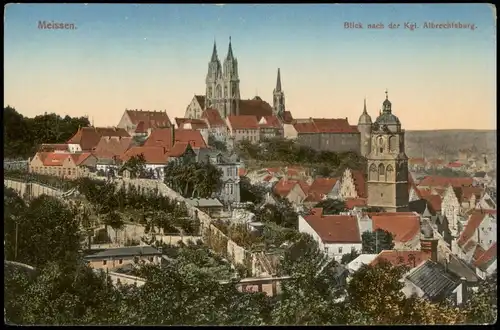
[420,237,438,262]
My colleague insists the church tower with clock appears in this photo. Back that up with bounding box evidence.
[366,90,409,212]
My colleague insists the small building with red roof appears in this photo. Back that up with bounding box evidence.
[272,177,309,205]
[66,127,130,152]
[117,109,172,137]
[226,115,260,144]
[29,151,97,179]
[258,115,283,140]
[299,208,362,261]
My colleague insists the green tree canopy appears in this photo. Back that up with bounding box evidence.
[361,229,395,254]
[314,199,347,215]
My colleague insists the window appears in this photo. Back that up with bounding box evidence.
[102,260,107,266]
[119,259,123,264]
[229,184,234,194]
[338,247,343,254]
[489,240,492,244]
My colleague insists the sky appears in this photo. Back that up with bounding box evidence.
[4,3,496,130]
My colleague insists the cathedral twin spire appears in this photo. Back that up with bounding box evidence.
[210,37,235,63]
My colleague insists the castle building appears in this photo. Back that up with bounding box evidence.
[365,91,409,212]
[184,38,293,123]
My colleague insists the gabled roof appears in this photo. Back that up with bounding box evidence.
[174,129,207,149]
[92,136,134,160]
[227,115,260,130]
[293,118,358,134]
[67,127,130,151]
[167,142,191,158]
[371,213,421,243]
[371,250,432,268]
[422,194,442,212]
[457,210,491,247]
[121,146,169,164]
[194,95,206,109]
[125,109,171,128]
[39,152,93,167]
[70,152,93,166]
[308,177,339,198]
[143,128,174,150]
[259,116,282,129]
[303,213,361,244]
[273,178,307,197]
[474,243,497,271]
[406,260,461,302]
[238,98,274,119]
[281,111,294,124]
[201,108,226,127]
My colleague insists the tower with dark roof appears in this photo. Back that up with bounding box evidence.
[357,98,372,157]
[273,68,286,119]
[366,90,409,212]
[205,38,241,118]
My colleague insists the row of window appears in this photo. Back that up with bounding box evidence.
[102,256,155,266]
[225,183,234,195]
[32,166,78,177]
[324,246,344,254]
[225,167,237,177]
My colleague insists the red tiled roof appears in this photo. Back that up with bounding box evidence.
[297,181,310,195]
[143,128,174,150]
[293,118,358,134]
[457,211,488,247]
[121,146,169,165]
[418,176,473,188]
[273,178,306,197]
[372,214,421,243]
[303,191,324,203]
[303,214,361,244]
[418,189,433,198]
[195,95,206,109]
[126,110,171,128]
[472,245,486,262]
[166,142,189,158]
[259,116,282,129]
[238,98,274,119]
[370,250,432,268]
[308,178,338,199]
[42,153,70,166]
[175,118,208,130]
[201,108,226,127]
[345,198,367,209]
[67,127,130,151]
[427,159,446,165]
[92,136,134,159]
[422,194,442,212]
[474,243,497,270]
[69,152,93,166]
[227,115,260,130]
[174,129,207,149]
[460,186,483,202]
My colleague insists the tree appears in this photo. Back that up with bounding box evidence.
[255,196,299,229]
[314,199,347,215]
[361,229,395,254]
[363,206,385,213]
[463,272,497,324]
[104,211,124,244]
[240,177,266,205]
[340,249,360,265]
[4,195,81,268]
[208,135,228,152]
[121,154,147,178]
[163,161,223,199]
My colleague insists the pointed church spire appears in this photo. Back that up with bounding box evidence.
[211,39,218,62]
[385,89,389,100]
[227,36,234,59]
[276,68,282,92]
[363,97,367,114]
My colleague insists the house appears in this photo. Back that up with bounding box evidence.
[175,118,209,144]
[476,187,497,210]
[117,109,172,137]
[370,249,432,270]
[422,194,442,215]
[273,178,309,205]
[185,198,224,218]
[258,115,283,140]
[84,246,162,270]
[120,146,169,179]
[143,127,207,151]
[338,168,367,200]
[344,198,368,210]
[455,210,496,261]
[29,152,98,179]
[66,127,130,152]
[303,177,340,206]
[408,158,426,171]
[201,108,228,142]
[447,161,466,172]
[165,142,197,164]
[370,212,422,250]
[283,122,298,140]
[92,136,134,174]
[417,176,474,190]
[441,185,484,236]
[298,208,362,261]
[402,260,469,306]
[293,118,361,153]
[197,149,241,205]
[226,115,260,144]
[184,95,206,120]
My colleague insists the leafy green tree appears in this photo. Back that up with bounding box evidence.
[121,154,147,178]
[463,272,497,324]
[361,229,395,254]
[314,199,347,215]
[163,161,223,198]
[340,249,360,265]
[363,206,386,212]
[104,211,124,244]
[240,177,266,205]
[255,196,298,229]
[208,135,228,152]
[4,195,81,268]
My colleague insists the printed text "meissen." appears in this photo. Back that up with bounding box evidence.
[38,21,77,30]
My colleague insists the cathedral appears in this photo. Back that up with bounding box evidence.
[358,91,410,212]
[184,38,289,122]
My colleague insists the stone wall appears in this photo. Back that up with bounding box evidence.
[4,179,62,198]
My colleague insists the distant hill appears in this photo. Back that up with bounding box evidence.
[404,129,496,159]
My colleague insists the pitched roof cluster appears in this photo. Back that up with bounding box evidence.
[370,250,432,268]
[143,128,207,150]
[303,177,339,203]
[121,146,169,165]
[201,108,226,127]
[36,152,93,167]
[273,178,309,197]
[92,136,134,160]
[418,176,473,189]
[371,212,421,243]
[457,210,495,247]
[302,208,361,244]
[293,118,359,134]
[67,127,130,151]
[238,97,274,119]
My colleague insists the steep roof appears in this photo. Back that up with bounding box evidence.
[422,194,442,212]
[303,213,361,244]
[174,129,207,149]
[308,178,338,198]
[406,260,461,302]
[67,127,130,151]
[143,128,174,150]
[282,111,294,124]
[457,210,491,247]
[121,146,169,165]
[227,115,260,130]
[371,250,432,268]
[167,142,190,158]
[92,136,134,160]
[125,110,171,128]
[195,95,206,109]
[474,243,497,271]
[371,213,421,243]
[273,178,307,197]
[201,108,226,127]
[238,98,274,119]
[259,116,282,129]
[41,152,92,166]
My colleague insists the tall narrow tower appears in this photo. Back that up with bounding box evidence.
[358,98,372,157]
[205,40,223,111]
[366,90,409,212]
[273,68,286,119]
[223,37,241,117]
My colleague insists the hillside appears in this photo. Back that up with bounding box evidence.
[405,129,496,159]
